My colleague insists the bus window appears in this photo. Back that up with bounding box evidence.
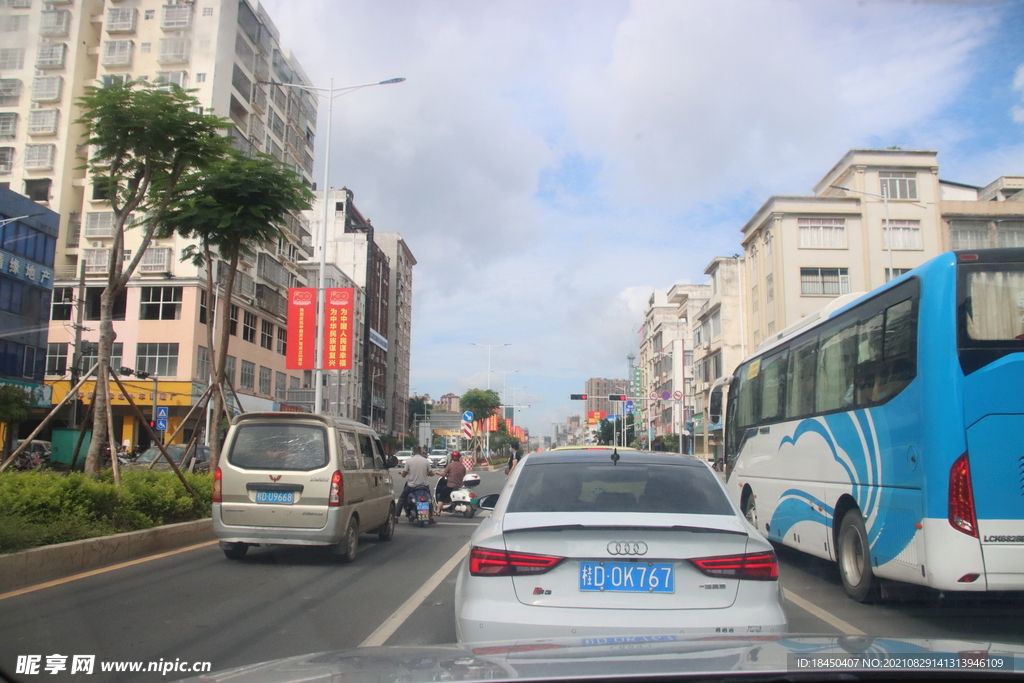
[878,298,917,399]
[733,360,760,430]
[759,349,787,422]
[856,310,885,405]
[816,323,858,413]
[785,337,818,419]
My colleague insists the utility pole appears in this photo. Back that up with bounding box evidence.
[70,260,87,428]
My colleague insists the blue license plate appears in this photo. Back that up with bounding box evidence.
[255,490,294,504]
[416,501,430,512]
[579,562,674,593]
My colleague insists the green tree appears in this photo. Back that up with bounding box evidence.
[597,418,614,445]
[0,385,32,460]
[75,81,230,475]
[459,389,500,424]
[158,150,313,471]
[408,395,431,429]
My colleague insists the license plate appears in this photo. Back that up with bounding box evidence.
[416,501,430,515]
[255,490,294,504]
[579,562,674,593]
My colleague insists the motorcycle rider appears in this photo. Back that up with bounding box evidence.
[397,445,436,523]
[435,450,467,516]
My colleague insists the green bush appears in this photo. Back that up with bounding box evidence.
[0,470,212,554]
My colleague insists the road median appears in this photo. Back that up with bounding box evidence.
[0,518,214,595]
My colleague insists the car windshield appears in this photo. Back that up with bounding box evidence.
[7,2,1024,682]
[507,461,733,515]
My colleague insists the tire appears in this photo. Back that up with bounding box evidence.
[417,517,426,528]
[743,493,758,531]
[378,505,396,541]
[335,518,359,563]
[221,542,248,560]
[464,506,475,519]
[837,509,880,603]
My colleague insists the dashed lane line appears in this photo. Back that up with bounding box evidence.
[783,588,865,636]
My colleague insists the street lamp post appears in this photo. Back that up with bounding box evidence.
[829,184,893,284]
[263,77,405,415]
[470,342,509,458]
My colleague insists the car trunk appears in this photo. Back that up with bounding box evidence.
[502,512,752,610]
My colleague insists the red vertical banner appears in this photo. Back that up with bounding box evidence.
[286,288,316,369]
[323,287,354,370]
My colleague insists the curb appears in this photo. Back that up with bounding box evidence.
[0,518,214,594]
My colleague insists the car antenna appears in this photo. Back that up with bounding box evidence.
[611,446,619,465]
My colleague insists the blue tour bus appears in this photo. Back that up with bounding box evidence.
[719,248,1024,602]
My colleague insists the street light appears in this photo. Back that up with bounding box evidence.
[470,342,509,457]
[262,76,406,415]
[829,184,895,284]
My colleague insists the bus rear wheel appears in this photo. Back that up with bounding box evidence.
[743,493,758,531]
[838,509,880,603]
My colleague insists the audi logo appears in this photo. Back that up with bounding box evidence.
[606,541,648,556]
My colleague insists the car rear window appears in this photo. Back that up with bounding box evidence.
[227,423,328,471]
[506,462,734,515]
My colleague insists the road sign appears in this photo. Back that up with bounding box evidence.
[625,400,635,412]
[462,421,473,440]
[673,390,683,400]
[462,411,474,422]
[661,391,671,400]
[156,406,169,419]
[155,419,168,431]
[649,391,658,400]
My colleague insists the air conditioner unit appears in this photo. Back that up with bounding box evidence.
[91,241,103,248]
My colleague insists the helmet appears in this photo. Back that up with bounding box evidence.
[451,451,461,459]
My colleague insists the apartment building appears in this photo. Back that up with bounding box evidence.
[636,289,687,441]
[376,231,415,439]
[13,0,320,449]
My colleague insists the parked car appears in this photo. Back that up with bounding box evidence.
[454,448,786,642]
[213,412,396,562]
[122,444,210,473]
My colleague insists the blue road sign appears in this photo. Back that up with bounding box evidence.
[155,419,168,431]
[156,406,169,419]
[462,411,474,422]
[625,400,635,412]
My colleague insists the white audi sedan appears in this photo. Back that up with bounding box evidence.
[454,449,787,643]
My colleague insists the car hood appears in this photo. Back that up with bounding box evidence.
[176,635,1024,682]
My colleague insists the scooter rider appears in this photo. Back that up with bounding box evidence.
[435,450,467,516]
[397,446,436,523]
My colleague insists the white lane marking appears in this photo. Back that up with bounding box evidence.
[359,543,470,647]
[783,588,865,635]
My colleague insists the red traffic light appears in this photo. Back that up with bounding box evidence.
[570,394,588,400]
[608,394,627,401]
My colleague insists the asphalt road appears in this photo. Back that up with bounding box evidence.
[2,465,1023,683]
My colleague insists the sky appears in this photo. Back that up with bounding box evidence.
[258,0,1024,438]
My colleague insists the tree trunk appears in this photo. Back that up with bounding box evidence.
[207,251,239,473]
[85,287,118,474]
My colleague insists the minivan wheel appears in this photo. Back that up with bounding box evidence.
[378,505,396,541]
[335,518,359,563]
[221,542,248,560]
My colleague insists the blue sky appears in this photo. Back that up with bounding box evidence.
[260,0,1024,438]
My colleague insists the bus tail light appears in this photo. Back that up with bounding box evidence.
[212,467,222,503]
[328,471,343,507]
[949,453,978,537]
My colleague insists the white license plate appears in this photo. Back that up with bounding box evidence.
[255,490,294,504]
[579,562,674,593]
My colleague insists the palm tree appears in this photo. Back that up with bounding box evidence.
[159,151,314,470]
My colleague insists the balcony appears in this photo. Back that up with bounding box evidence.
[106,7,137,33]
[35,44,67,70]
[101,40,134,67]
[39,10,72,37]
[31,76,62,102]
[161,4,191,30]
[158,39,190,64]
[27,109,59,136]
[139,247,172,274]
[84,212,116,239]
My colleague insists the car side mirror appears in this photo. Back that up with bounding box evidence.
[387,455,398,468]
[478,493,500,510]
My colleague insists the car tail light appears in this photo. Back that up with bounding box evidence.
[212,467,222,503]
[690,551,779,580]
[949,452,978,537]
[329,470,343,507]
[469,546,565,576]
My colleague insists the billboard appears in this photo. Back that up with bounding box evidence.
[323,288,354,370]
[587,410,607,425]
[286,288,316,369]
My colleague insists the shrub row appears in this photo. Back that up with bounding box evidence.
[0,470,212,554]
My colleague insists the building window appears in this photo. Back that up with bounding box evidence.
[997,220,1024,248]
[199,290,213,324]
[751,284,759,313]
[101,74,128,89]
[224,355,236,387]
[766,273,774,302]
[0,48,25,71]
[275,371,286,400]
[158,38,190,63]
[800,267,851,296]
[51,287,73,321]
[106,7,138,32]
[229,304,238,335]
[139,286,182,320]
[0,15,28,32]
[879,171,917,200]
[144,9,155,20]
[24,145,55,170]
[140,42,151,53]
[240,360,255,390]
[260,319,274,350]
[196,345,209,380]
[885,268,912,282]
[202,7,214,16]
[101,40,134,67]
[258,365,271,395]
[80,342,123,374]
[23,178,51,202]
[711,310,721,337]
[30,76,61,103]
[242,310,256,343]
[0,112,16,137]
[161,4,192,29]
[136,342,178,377]
[882,219,922,249]
[46,343,68,375]
[27,109,58,135]
[0,147,12,175]
[949,220,990,250]
[0,79,21,106]
[764,231,772,256]
[798,217,846,248]
[276,326,287,355]
[195,72,206,83]
[84,211,116,238]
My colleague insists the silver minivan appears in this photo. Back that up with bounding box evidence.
[213,412,396,561]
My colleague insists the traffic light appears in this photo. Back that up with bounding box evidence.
[608,394,627,401]
[570,394,588,400]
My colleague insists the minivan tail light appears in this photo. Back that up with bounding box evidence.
[469,546,565,576]
[212,467,222,503]
[329,470,343,507]
[690,551,779,580]
[949,452,978,537]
